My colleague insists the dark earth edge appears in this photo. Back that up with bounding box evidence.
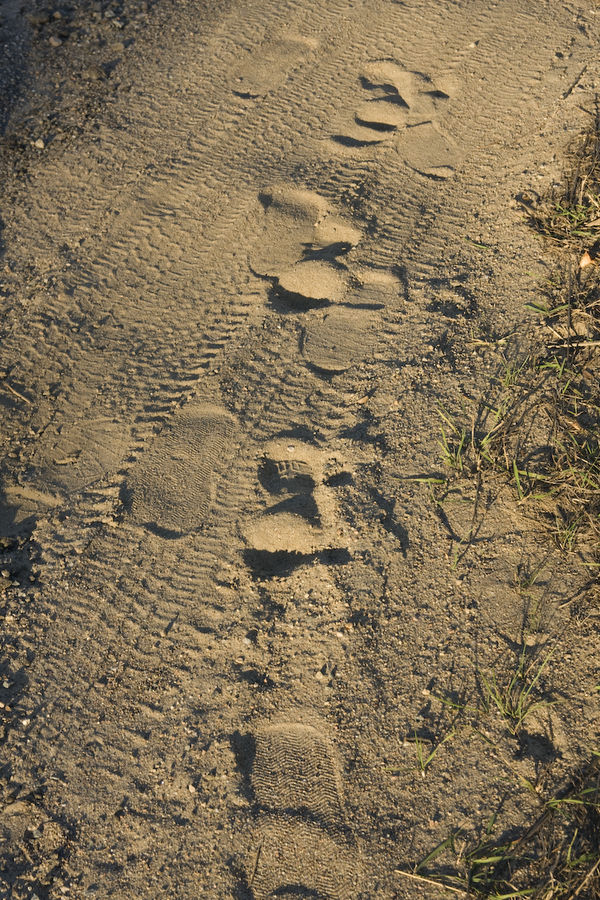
[0,0,219,607]
[0,0,199,876]
[0,0,226,239]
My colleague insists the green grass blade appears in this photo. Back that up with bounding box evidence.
[415,832,458,873]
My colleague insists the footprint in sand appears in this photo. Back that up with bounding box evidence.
[1,416,131,536]
[240,439,347,569]
[244,721,360,899]
[250,186,401,374]
[249,185,362,279]
[232,31,318,98]
[330,60,460,178]
[401,119,461,180]
[301,268,401,375]
[0,418,131,536]
[124,402,237,536]
[28,417,131,495]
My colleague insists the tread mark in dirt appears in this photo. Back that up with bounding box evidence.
[401,121,461,180]
[232,31,319,99]
[124,402,237,536]
[29,417,132,496]
[245,722,361,899]
[330,60,460,177]
[301,306,378,375]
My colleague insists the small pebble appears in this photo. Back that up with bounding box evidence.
[34,139,45,150]
[49,35,62,47]
[26,12,50,26]
[83,65,107,82]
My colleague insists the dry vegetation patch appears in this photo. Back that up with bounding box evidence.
[398,103,600,900]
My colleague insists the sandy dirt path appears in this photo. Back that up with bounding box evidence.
[1,1,600,897]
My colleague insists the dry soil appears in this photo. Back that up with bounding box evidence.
[1,1,600,898]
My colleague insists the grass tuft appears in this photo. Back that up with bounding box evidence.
[479,646,555,737]
[399,755,600,899]
[406,99,600,900]
[520,99,600,247]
